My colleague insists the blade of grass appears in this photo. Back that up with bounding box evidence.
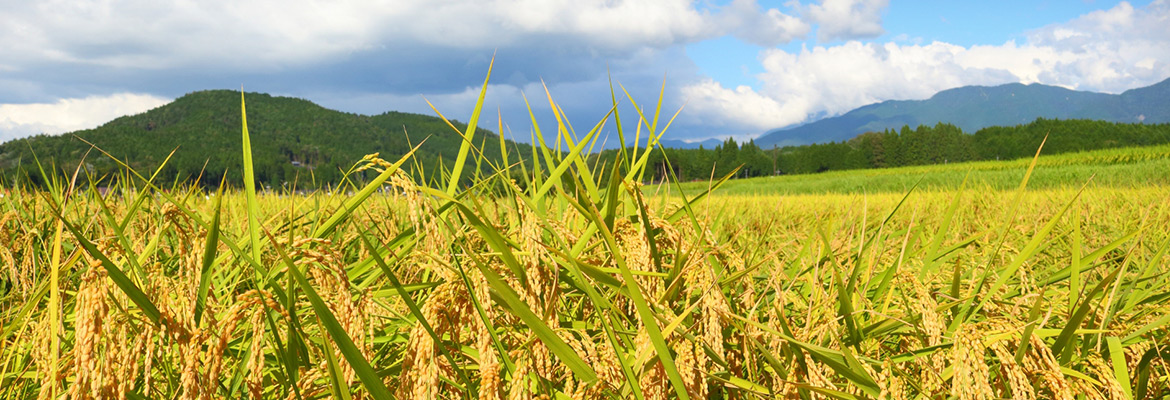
[921,171,968,277]
[541,82,601,201]
[323,334,355,400]
[194,181,225,325]
[357,231,482,387]
[724,312,881,396]
[549,254,645,399]
[444,55,494,196]
[313,140,426,238]
[1133,348,1164,399]
[1106,336,1133,399]
[561,187,690,399]
[240,91,263,274]
[1051,263,1124,358]
[450,202,598,383]
[963,177,1090,325]
[533,106,613,200]
[1070,204,1083,311]
[47,197,161,324]
[1013,286,1049,363]
[953,134,1048,330]
[266,230,395,400]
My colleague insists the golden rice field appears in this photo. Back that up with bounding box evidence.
[2,81,1169,399]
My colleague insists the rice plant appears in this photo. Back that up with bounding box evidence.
[1,64,1168,399]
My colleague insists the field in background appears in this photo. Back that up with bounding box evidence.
[669,143,1170,196]
[2,70,1169,399]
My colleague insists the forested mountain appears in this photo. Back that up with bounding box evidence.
[757,77,1170,147]
[0,90,513,188]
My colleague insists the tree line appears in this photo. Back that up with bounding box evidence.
[611,118,1170,182]
[5,105,1170,190]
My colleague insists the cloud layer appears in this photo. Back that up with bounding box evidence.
[0,93,169,143]
[1,0,1168,144]
[0,0,804,96]
[805,0,889,42]
[0,0,814,140]
[681,0,1170,136]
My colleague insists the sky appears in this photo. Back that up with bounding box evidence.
[1,0,1169,145]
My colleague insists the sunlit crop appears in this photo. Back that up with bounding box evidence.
[2,64,1168,399]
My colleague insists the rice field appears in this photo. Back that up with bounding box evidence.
[669,142,1170,197]
[2,76,1169,399]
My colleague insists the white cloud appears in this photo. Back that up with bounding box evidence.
[0,0,804,72]
[4,0,1167,145]
[0,0,815,143]
[1025,0,1170,90]
[722,0,811,46]
[0,93,170,143]
[681,41,1013,131]
[681,0,1170,136]
[805,0,889,42]
[680,78,795,131]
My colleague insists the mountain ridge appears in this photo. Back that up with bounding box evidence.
[755,77,1170,147]
[0,90,510,187]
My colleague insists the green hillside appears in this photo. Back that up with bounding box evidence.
[0,90,512,188]
[671,143,1170,196]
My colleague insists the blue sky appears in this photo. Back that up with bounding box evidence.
[1,0,1167,144]
[688,1,1158,89]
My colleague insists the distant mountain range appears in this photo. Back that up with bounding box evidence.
[0,90,510,187]
[655,138,723,149]
[755,77,1170,147]
[7,78,1169,187]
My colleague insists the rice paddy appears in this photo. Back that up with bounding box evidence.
[2,71,1168,399]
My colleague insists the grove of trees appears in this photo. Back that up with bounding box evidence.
[605,118,1170,182]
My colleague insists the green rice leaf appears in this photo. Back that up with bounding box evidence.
[267,230,395,400]
[358,231,482,387]
[193,183,224,325]
[561,188,690,399]
[313,140,426,238]
[1051,263,1123,358]
[451,201,598,383]
[1106,336,1133,399]
[51,201,161,324]
[445,55,494,196]
[240,91,264,269]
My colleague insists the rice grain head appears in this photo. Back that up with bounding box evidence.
[988,340,1034,400]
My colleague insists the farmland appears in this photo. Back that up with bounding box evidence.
[668,142,1170,196]
[2,88,1169,399]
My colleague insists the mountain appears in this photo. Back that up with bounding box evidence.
[0,90,512,187]
[756,77,1170,147]
[655,138,722,149]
